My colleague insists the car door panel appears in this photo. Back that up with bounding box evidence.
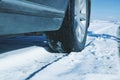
[0,0,69,35]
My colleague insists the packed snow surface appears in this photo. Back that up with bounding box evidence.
[0,20,120,80]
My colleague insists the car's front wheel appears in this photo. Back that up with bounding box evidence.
[45,0,91,53]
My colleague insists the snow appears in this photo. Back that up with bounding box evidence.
[0,20,120,80]
[0,46,65,80]
[30,39,120,80]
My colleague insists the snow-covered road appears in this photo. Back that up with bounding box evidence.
[0,20,120,80]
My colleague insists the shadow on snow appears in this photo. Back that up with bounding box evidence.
[0,35,49,53]
[87,28,120,56]
[87,31,120,43]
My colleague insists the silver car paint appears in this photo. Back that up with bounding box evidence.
[0,0,69,35]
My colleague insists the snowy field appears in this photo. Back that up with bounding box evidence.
[0,20,120,80]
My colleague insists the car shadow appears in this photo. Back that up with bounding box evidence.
[0,35,51,54]
[87,31,120,43]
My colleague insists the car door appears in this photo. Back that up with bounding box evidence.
[0,0,69,35]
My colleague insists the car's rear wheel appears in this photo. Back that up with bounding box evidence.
[45,0,90,53]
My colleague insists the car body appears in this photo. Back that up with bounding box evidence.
[0,0,69,35]
[0,0,91,53]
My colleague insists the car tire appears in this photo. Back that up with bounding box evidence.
[45,0,91,53]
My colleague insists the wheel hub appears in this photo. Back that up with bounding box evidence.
[74,0,87,42]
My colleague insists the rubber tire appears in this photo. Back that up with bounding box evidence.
[45,0,91,53]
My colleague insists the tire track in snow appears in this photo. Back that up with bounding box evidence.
[25,54,68,80]
[117,26,120,57]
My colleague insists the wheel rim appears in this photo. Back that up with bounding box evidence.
[74,0,87,42]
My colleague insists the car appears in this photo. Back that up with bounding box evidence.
[0,0,91,53]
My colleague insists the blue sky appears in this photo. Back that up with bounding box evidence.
[91,0,120,19]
